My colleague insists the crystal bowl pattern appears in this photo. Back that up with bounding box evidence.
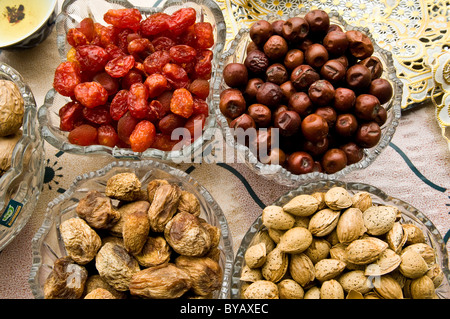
[0,63,45,251]
[29,160,234,299]
[213,8,403,187]
[231,180,450,299]
[38,0,227,163]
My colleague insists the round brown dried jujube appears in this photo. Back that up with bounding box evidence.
[286,151,315,175]
[340,142,364,165]
[355,121,381,148]
[263,35,289,60]
[321,148,348,174]
[323,30,349,57]
[314,106,337,129]
[303,137,329,157]
[334,87,356,112]
[244,49,270,74]
[290,64,320,91]
[230,113,256,131]
[266,63,289,85]
[305,43,329,69]
[250,20,274,46]
[308,80,335,107]
[359,56,383,79]
[280,81,296,101]
[281,17,309,42]
[284,49,305,70]
[219,89,246,119]
[223,63,249,88]
[346,30,374,60]
[335,113,358,137]
[256,82,284,108]
[346,64,372,90]
[305,9,330,35]
[248,103,272,127]
[289,91,313,117]
[354,94,381,121]
[274,110,301,136]
[369,78,393,104]
[320,59,346,84]
[244,78,265,101]
[301,113,329,142]
[272,20,285,35]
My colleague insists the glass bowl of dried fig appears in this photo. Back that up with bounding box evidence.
[29,160,234,299]
[38,0,227,163]
[231,180,450,299]
[0,62,45,251]
[212,8,402,187]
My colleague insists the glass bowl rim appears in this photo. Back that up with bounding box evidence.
[230,179,450,299]
[29,159,235,299]
[212,7,403,185]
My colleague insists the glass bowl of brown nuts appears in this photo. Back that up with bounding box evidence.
[231,180,450,299]
[212,8,402,187]
[29,160,234,299]
[0,62,45,251]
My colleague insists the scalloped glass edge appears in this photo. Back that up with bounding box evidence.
[28,160,234,299]
[39,0,227,161]
[230,180,450,299]
[212,8,403,188]
[0,63,45,251]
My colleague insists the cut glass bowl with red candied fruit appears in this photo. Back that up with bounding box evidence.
[39,0,226,161]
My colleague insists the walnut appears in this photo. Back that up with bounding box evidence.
[44,257,88,299]
[95,242,141,291]
[105,172,142,201]
[147,179,169,203]
[129,263,191,299]
[84,288,116,299]
[59,218,102,265]
[148,184,182,232]
[164,212,212,257]
[177,191,201,216]
[134,236,171,267]
[123,210,150,255]
[83,274,127,299]
[175,255,223,296]
[76,190,120,229]
[109,201,150,237]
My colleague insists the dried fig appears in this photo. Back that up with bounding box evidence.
[175,255,223,296]
[148,184,182,232]
[59,218,102,265]
[44,257,88,299]
[147,179,169,203]
[76,190,120,229]
[123,210,150,255]
[177,190,201,216]
[134,236,171,267]
[164,212,212,257]
[83,274,127,299]
[95,242,141,291]
[84,288,116,299]
[129,263,191,299]
[0,80,24,137]
[109,201,150,237]
[105,172,142,201]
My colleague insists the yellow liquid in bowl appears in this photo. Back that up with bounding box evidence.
[0,0,55,47]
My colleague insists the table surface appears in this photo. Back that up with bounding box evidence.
[0,0,449,299]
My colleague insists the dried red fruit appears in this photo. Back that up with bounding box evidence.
[75,45,110,73]
[105,55,135,78]
[162,63,190,89]
[122,69,143,90]
[170,88,194,119]
[188,79,210,99]
[168,8,196,36]
[152,36,176,51]
[93,23,118,47]
[194,22,214,49]
[77,17,95,42]
[140,12,171,36]
[59,101,84,131]
[169,45,197,64]
[144,73,169,98]
[110,89,129,121]
[53,61,81,97]
[68,124,98,146]
[143,50,172,75]
[103,8,142,31]
[158,113,187,135]
[129,120,156,152]
[127,38,154,60]
[117,111,139,145]
[194,49,213,79]
[82,105,112,125]
[152,133,181,151]
[67,28,89,47]
[184,113,207,141]
[128,83,149,119]
[74,82,109,108]
[192,97,209,116]
[147,100,167,123]
[93,72,120,96]
[97,124,119,147]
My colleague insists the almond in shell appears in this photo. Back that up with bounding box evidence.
[365,248,401,276]
[373,274,403,299]
[399,249,429,279]
[410,275,437,299]
[244,280,279,299]
[363,205,397,236]
[308,208,340,237]
[244,243,267,269]
[278,227,313,254]
[351,191,372,212]
[282,194,319,216]
[336,207,366,243]
[345,237,388,265]
[277,279,305,299]
[289,253,315,287]
[402,224,426,245]
[320,279,344,299]
[385,222,407,253]
[314,258,346,282]
[324,187,352,210]
[261,247,288,282]
[262,206,295,230]
[338,270,372,294]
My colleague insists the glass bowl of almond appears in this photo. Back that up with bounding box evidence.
[231,180,449,299]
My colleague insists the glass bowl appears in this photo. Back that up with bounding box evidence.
[212,8,403,187]
[29,160,234,299]
[0,63,45,251]
[231,180,450,299]
[38,0,227,163]
[0,0,58,50]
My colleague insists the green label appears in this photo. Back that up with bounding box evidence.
[0,200,23,228]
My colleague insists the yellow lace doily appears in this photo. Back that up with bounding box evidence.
[216,0,450,111]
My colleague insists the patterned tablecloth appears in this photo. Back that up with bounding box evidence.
[0,0,449,299]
